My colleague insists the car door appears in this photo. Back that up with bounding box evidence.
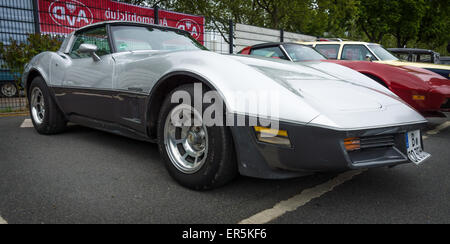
[57,25,116,122]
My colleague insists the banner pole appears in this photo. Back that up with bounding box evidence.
[32,0,40,34]
[154,5,159,25]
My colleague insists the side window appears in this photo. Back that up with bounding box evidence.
[70,26,111,59]
[394,53,410,61]
[315,44,340,59]
[342,44,373,61]
[250,46,288,60]
[414,54,432,63]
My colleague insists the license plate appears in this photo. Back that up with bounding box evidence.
[406,130,431,165]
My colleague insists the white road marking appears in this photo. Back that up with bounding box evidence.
[426,121,450,135]
[0,216,7,224]
[239,169,366,224]
[423,121,450,140]
[20,118,33,128]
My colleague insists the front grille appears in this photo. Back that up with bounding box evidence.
[359,135,395,149]
[441,98,450,109]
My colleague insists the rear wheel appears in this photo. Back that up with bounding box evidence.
[28,76,67,134]
[1,82,17,97]
[157,84,237,190]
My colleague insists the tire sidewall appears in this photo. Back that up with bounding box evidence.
[157,85,233,190]
[28,77,52,132]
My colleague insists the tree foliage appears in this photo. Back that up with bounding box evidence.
[387,0,426,48]
[417,0,450,50]
[0,34,62,85]
[356,0,392,43]
[122,0,447,54]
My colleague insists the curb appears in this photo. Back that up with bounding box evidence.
[0,112,29,117]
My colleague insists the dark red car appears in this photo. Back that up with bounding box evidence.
[239,43,450,117]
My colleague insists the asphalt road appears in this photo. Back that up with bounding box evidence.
[0,114,449,224]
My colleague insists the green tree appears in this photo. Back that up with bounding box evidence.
[166,0,267,43]
[301,0,360,38]
[121,0,450,53]
[0,34,62,85]
[277,0,319,35]
[356,0,392,43]
[417,0,450,51]
[118,0,169,8]
[387,0,426,47]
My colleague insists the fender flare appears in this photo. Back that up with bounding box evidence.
[24,67,66,116]
[144,70,227,139]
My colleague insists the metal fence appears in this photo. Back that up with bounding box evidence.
[234,23,315,52]
[0,0,34,113]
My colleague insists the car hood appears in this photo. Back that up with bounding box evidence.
[112,50,425,129]
[230,55,402,112]
[327,59,449,92]
[377,60,450,71]
[230,55,426,129]
[376,62,450,93]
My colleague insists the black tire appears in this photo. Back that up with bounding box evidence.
[28,76,67,134]
[156,84,237,190]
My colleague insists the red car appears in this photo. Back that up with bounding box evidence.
[239,43,450,117]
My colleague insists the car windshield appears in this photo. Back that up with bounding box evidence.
[283,44,326,61]
[111,25,207,52]
[368,45,398,61]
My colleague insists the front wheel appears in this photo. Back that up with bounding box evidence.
[28,76,67,134]
[157,84,237,190]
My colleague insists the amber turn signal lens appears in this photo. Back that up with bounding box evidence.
[254,126,288,137]
[412,95,425,101]
[344,137,360,151]
[254,126,291,147]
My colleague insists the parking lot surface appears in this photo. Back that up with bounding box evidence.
[0,114,449,224]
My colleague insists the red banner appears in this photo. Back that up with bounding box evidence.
[38,0,205,43]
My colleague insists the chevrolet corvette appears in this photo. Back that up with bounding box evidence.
[23,22,431,190]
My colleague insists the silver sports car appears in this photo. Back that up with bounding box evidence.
[23,21,430,190]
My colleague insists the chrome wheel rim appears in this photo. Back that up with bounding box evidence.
[164,104,208,174]
[1,83,17,97]
[30,87,45,125]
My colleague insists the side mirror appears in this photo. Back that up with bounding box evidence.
[365,54,373,62]
[79,43,101,61]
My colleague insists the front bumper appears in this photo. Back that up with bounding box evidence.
[429,85,450,112]
[394,86,449,115]
[230,119,427,179]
